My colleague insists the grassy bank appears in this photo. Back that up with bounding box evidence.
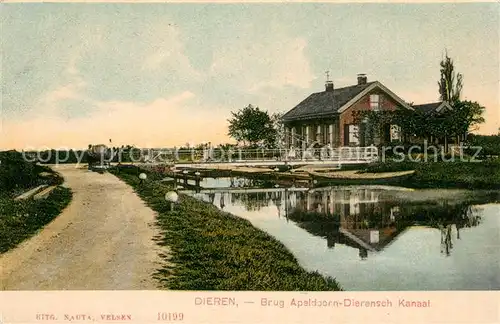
[0,187,72,254]
[0,150,73,253]
[110,166,341,291]
[351,160,500,189]
[403,160,500,189]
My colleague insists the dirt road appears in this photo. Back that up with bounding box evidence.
[0,164,168,290]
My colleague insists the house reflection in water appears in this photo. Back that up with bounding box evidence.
[283,187,483,259]
[285,187,404,260]
[197,185,484,260]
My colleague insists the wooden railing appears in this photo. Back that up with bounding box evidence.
[141,146,379,165]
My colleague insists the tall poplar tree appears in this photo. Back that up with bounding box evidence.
[438,51,463,104]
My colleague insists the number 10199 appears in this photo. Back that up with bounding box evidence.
[157,312,184,321]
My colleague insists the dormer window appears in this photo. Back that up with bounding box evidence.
[370,94,380,111]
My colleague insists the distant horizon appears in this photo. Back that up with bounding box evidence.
[1,3,499,150]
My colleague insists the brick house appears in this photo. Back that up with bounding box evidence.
[282,74,445,148]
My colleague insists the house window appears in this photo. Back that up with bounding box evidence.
[370,94,380,111]
[390,125,401,142]
[349,124,360,145]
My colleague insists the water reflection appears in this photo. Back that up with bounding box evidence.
[187,181,500,290]
[195,185,492,259]
[287,189,485,259]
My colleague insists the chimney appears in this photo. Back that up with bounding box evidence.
[325,80,334,92]
[357,73,367,85]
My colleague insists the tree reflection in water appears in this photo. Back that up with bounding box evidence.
[436,205,482,256]
[293,192,487,259]
[206,186,492,260]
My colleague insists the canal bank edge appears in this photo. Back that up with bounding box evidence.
[109,165,342,291]
[153,159,500,190]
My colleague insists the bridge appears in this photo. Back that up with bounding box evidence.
[140,146,379,169]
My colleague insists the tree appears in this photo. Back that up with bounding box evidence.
[435,53,486,145]
[227,104,277,147]
[271,112,285,148]
[450,100,485,134]
[438,51,463,104]
[353,53,484,150]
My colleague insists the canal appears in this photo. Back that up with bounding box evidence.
[181,177,500,291]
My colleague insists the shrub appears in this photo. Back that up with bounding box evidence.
[406,160,500,189]
[0,150,62,192]
[466,134,500,158]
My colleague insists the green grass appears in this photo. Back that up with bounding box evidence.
[364,160,417,173]
[402,160,500,189]
[353,159,500,189]
[110,166,342,291]
[467,134,500,157]
[0,187,72,253]
[0,150,72,253]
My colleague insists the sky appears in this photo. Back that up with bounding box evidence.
[1,2,499,150]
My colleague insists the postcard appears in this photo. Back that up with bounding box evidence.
[1,1,499,323]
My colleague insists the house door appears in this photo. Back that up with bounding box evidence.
[383,124,391,144]
[344,125,350,146]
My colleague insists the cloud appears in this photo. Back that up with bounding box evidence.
[0,90,231,149]
[140,23,201,80]
[42,83,84,106]
[249,38,315,91]
[28,55,90,119]
[210,35,315,92]
[1,16,226,149]
[3,4,497,149]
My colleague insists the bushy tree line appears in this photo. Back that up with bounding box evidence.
[33,145,144,164]
[466,134,500,157]
[353,52,485,149]
[0,151,50,191]
[353,100,485,144]
[227,104,283,148]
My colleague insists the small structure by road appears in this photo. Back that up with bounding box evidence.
[14,185,48,201]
